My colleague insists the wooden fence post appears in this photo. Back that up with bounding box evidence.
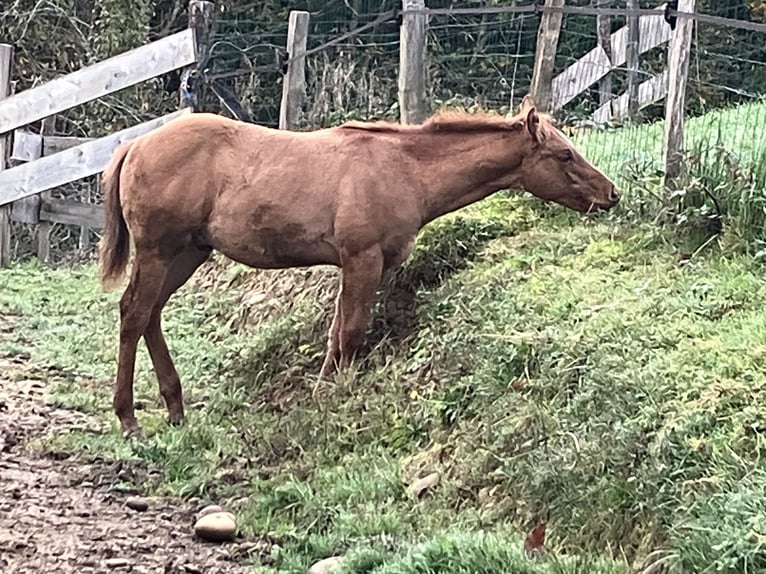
[36,116,55,263]
[398,0,428,125]
[529,0,565,113]
[0,44,13,267]
[279,10,310,130]
[79,183,93,252]
[594,0,612,107]
[180,0,215,111]
[626,0,641,120]
[663,0,696,184]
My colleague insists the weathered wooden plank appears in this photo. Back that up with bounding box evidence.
[179,0,215,110]
[279,10,310,130]
[79,182,95,250]
[9,125,42,224]
[0,29,196,135]
[40,199,104,229]
[399,0,428,125]
[552,46,612,109]
[0,109,190,207]
[610,7,671,70]
[11,130,42,162]
[552,6,671,110]
[44,135,95,155]
[594,0,613,106]
[13,132,96,161]
[664,0,696,182]
[10,195,40,224]
[36,116,56,263]
[529,0,565,112]
[0,44,13,267]
[592,71,668,124]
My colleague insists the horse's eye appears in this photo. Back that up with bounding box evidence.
[560,149,574,162]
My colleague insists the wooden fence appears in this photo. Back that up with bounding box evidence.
[0,26,199,266]
[550,5,672,123]
[525,0,696,180]
[0,0,698,267]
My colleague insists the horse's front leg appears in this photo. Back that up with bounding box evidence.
[337,246,384,371]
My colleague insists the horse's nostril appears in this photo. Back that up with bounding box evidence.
[609,188,621,203]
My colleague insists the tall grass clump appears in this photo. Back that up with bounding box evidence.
[670,139,766,256]
[572,99,766,254]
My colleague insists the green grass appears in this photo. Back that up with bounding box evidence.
[2,102,766,573]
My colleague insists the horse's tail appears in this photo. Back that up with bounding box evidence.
[98,142,133,291]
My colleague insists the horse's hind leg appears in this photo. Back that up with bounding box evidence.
[143,245,211,426]
[114,248,171,437]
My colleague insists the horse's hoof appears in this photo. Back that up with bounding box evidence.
[167,414,185,427]
[122,426,145,442]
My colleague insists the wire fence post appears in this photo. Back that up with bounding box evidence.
[529,0,565,113]
[663,0,696,185]
[279,10,310,130]
[398,0,428,125]
[626,0,641,120]
[0,44,13,267]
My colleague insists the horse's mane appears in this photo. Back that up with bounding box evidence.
[338,107,554,135]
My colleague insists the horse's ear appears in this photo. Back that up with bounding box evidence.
[519,94,536,115]
[506,94,536,120]
[525,105,541,143]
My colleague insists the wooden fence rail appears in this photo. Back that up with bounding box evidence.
[0,45,12,266]
[0,110,190,207]
[0,29,197,135]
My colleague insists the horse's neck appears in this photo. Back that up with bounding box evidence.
[413,132,526,225]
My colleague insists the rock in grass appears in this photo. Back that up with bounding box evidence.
[408,472,440,500]
[196,504,223,519]
[125,496,149,512]
[307,556,343,574]
[193,511,237,542]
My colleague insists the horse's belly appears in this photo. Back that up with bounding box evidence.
[218,243,340,269]
[208,223,341,269]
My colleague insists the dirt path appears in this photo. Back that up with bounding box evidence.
[0,352,266,574]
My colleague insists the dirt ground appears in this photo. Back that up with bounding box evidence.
[0,350,268,574]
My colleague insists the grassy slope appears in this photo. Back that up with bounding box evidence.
[2,102,766,573]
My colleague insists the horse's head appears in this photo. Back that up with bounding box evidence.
[511,95,620,213]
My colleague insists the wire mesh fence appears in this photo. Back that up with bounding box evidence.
[4,0,766,263]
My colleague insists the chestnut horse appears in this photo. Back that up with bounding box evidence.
[98,95,619,437]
